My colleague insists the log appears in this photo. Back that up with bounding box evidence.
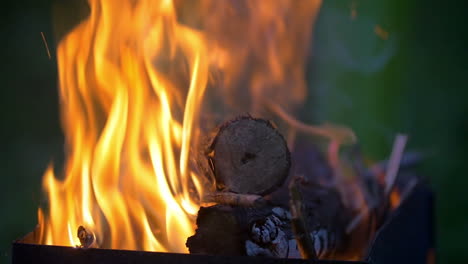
[190,117,419,260]
[189,117,352,259]
[186,205,282,256]
[207,116,291,195]
[289,180,317,259]
[186,182,351,259]
[288,178,349,259]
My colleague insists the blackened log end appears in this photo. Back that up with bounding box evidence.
[210,116,291,195]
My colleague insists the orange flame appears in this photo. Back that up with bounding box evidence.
[38,0,321,252]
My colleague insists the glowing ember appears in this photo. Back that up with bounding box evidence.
[37,0,322,252]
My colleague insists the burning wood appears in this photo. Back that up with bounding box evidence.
[289,179,317,259]
[188,179,351,259]
[187,116,361,260]
[187,116,420,261]
[77,226,96,249]
[29,0,425,261]
[207,116,290,195]
[202,192,266,207]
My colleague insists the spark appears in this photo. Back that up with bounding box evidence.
[350,1,357,20]
[374,25,389,40]
[40,32,52,59]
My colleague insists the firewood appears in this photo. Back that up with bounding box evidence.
[347,135,411,235]
[187,180,351,259]
[189,118,355,259]
[206,116,291,195]
[77,226,96,248]
[246,214,289,258]
[287,177,350,260]
[186,205,281,256]
[289,180,317,259]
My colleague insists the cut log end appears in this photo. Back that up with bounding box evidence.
[209,116,291,195]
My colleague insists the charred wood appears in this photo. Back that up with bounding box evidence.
[288,177,350,260]
[77,226,96,249]
[187,180,351,259]
[206,116,291,195]
[186,205,281,256]
[289,179,317,259]
[190,116,370,260]
[202,192,266,207]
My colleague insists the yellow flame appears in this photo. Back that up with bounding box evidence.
[39,0,206,252]
[38,0,322,252]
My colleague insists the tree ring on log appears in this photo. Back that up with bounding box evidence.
[209,116,291,195]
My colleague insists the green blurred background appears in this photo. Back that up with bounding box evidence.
[1,0,467,263]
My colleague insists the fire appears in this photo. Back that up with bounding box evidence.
[37,0,321,252]
[38,0,206,251]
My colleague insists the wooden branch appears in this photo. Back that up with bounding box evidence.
[202,192,266,207]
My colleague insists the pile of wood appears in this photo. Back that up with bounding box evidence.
[186,115,416,260]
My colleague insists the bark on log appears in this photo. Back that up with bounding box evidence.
[207,116,291,195]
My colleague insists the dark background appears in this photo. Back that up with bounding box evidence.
[1,0,467,263]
